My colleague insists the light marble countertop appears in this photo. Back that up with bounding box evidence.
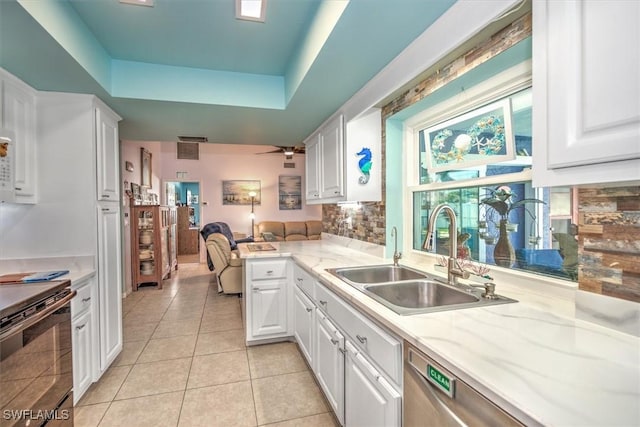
[239,239,640,427]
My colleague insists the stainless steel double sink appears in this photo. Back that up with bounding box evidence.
[326,264,516,316]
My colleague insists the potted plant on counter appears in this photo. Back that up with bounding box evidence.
[479,185,545,267]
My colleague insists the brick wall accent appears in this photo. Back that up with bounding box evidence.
[321,13,532,246]
[578,186,640,303]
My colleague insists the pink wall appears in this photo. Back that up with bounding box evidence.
[121,141,322,236]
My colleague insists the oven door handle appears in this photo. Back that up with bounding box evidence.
[0,289,77,342]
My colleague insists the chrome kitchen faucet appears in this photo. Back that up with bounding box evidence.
[423,204,469,286]
[391,226,401,266]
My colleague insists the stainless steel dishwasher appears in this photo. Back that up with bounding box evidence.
[404,342,523,427]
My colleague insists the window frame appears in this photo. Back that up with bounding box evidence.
[402,61,534,261]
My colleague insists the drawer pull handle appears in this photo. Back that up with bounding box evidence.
[319,300,327,306]
[82,297,91,303]
[330,338,338,345]
[15,187,22,191]
[102,208,109,211]
[356,334,367,344]
[253,288,261,292]
[334,190,340,194]
[306,308,313,313]
[338,347,347,355]
[296,278,303,282]
[266,270,273,274]
[76,324,86,331]
[102,194,110,198]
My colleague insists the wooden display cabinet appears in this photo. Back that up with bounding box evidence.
[130,204,177,290]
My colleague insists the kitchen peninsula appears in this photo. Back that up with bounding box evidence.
[239,237,639,426]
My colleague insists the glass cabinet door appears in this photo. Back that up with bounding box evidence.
[137,208,155,277]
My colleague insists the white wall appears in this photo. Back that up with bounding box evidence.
[121,141,322,237]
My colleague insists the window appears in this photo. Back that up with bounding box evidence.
[404,64,578,282]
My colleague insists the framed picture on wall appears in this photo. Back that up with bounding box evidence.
[141,148,152,188]
[278,175,302,210]
[222,180,261,205]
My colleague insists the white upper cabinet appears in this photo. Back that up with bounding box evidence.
[1,69,37,203]
[532,0,640,187]
[95,107,120,201]
[304,109,381,204]
[305,134,321,201]
[320,114,345,199]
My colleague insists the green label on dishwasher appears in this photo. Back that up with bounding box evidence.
[427,364,451,393]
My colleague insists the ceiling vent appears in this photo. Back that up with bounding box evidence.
[177,142,200,160]
[178,136,208,143]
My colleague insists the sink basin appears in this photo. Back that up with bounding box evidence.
[325,264,517,315]
[328,265,427,285]
[365,280,478,309]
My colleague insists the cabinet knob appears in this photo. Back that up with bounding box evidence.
[356,334,367,344]
[334,190,340,194]
[75,324,86,331]
[306,307,313,313]
[314,193,319,197]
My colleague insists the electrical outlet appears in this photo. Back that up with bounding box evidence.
[345,216,353,229]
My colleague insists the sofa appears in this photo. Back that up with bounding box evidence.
[253,220,322,241]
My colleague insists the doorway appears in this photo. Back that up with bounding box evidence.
[165,181,201,263]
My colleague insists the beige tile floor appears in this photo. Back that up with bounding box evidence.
[75,263,338,427]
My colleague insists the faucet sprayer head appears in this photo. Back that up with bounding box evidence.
[423,231,434,251]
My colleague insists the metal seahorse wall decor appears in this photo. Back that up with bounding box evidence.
[356,147,372,184]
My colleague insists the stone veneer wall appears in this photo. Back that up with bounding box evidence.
[322,13,532,245]
[578,186,640,303]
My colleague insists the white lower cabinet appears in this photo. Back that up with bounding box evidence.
[251,280,288,338]
[344,341,401,427]
[293,286,315,365]
[71,277,98,404]
[315,311,345,425]
[245,258,291,342]
[72,310,93,403]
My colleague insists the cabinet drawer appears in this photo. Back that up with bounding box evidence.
[250,259,288,280]
[71,280,94,318]
[316,281,402,385]
[293,264,315,298]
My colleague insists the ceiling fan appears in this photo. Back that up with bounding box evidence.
[257,146,306,159]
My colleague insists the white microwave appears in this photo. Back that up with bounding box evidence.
[0,127,15,203]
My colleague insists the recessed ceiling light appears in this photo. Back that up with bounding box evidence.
[236,0,266,22]
[119,0,154,7]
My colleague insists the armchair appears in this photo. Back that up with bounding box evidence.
[200,222,253,271]
[205,233,243,294]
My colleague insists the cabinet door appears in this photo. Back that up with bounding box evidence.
[3,78,36,200]
[72,309,93,404]
[533,0,640,186]
[251,280,288,338]
[293,287,315,366]
[320,114,344,198]
[315,311,345,425]
[344,341,401,427]
[95,107,120,201]
[305,134,321,201]
[97,203,123,371]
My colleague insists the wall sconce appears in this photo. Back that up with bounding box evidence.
[249,191,257,236]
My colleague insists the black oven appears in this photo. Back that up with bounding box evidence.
[1,284,76,427]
